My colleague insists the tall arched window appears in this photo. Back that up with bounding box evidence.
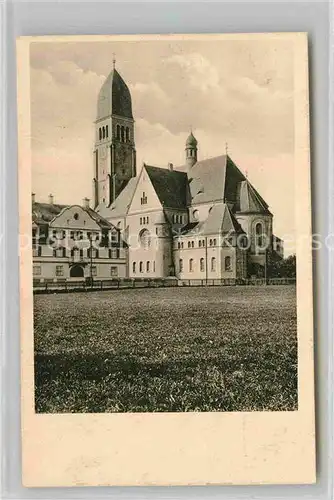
[200,258,205,272]
[106,125,108,138]
[139,261,143,273]
[179,259,183,272]
[255,222,264,247]
[99,128,102,140]
[126,127,130,142]
[211,257,216,272]
[225,256,232,271]
[102,126,105,139]
[132,262,136,274]
[121,126,125,142]
[189,258,194,272]
[116,125,120,140]
[139,229,151,249]
[146,261,150,272]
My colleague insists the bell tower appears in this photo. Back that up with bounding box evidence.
[93,59,136,209]
[185,131,198,168]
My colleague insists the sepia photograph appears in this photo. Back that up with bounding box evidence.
[29,36,299,414]
[17,33,315,487]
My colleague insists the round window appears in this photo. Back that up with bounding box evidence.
[73,213,79,220]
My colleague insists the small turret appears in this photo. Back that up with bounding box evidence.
[185,131,198,168]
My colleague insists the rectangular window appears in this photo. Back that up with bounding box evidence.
[91,266,97,276]
[33,265,41,276]
[56,265,64,276]
[153,261,155,273]
[32,229,37,247]
[110,266,118,277]
[132,262,136,274]
[179,259,183,272]
[109,248,119,259]
[200,258,205,272]
[225,256,232,271]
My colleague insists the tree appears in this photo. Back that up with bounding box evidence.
[267,253,296,278]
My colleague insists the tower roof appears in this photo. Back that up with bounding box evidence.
[186,131,198,147]
[96,67,133,121]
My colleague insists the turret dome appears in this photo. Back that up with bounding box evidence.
[186,131,198,147]
[96,67,133,121]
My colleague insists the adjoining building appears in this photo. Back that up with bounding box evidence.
[32,194,127,282]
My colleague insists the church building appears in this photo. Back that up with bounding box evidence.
[31,61,283,283]
[96,63,284,280]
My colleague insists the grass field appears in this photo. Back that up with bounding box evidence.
[34,285,297,413]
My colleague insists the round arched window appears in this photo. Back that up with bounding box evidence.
[193,210,199,220]
[255,222,264,247]
[139,229,151,249]
[73,213,79,220]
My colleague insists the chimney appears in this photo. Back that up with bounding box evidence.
[83,197,90,208]
[31,193,36,204]
[48,193,54,204]
[168,163,174,171]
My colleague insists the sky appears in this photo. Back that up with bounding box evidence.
[30,37,296,252]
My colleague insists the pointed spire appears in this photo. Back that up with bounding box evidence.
[112,53,116,69]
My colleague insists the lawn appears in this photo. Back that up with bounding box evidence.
[34,285,298,413]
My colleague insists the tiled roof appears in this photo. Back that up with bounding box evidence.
[177,154,271,215]
[32,202,114,229]
[180,203,244,237]
[97,68,133,121]
[145,165,189,209]
[32,202,67,224]
[237,179,271,214]
[187,155,227,205]
[84,208,113,229]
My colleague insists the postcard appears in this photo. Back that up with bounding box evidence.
[17,33,315,486]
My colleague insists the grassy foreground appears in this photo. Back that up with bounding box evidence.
[34,286,297,413]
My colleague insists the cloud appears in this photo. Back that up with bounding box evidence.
[167,53,220,92]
